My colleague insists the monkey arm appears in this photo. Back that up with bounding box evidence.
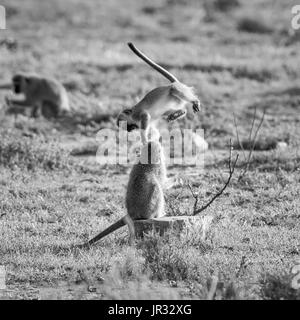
[140,112,151,144]
[7,98,33,107]
[0,83,13,90]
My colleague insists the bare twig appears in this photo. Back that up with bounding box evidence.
[233,112,246,161]
[187,182,199,214]
[248,106,257,143]
[238,108,266,181]
[211,150,226,184]
[189,140,239,216]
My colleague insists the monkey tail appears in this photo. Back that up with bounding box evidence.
[128,42,179,83]
[86,217,126,246]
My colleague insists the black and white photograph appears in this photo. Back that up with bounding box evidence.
[0,0,299,302]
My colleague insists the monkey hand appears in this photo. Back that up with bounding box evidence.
[192,100,200,113]
[5,95,12,107]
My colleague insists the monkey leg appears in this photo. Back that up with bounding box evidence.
[6,98,36,116]
[4,96,12,107]
[165,109,187,122]
[7,98,32,107]
[0,83,13,90]
[31,103,43,118]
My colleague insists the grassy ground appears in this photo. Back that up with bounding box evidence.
[0,0,300,299]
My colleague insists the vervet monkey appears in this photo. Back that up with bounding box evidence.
[117,43,201,144]
[0,73,70,117]
[79,141,168,247]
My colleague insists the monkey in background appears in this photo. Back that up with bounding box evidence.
[0,73,70,118]
[117,43,201,144]
[78,140,168,247]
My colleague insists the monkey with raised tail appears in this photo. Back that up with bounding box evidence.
[0,73,70,118]
[78,141,168,247]
[117,43,201,144]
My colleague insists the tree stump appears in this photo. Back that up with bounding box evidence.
[133,215,212,239]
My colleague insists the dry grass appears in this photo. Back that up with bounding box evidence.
[0,0,299,300]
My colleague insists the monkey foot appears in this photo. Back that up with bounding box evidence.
[167,110,186,122]
[5,96,12,107]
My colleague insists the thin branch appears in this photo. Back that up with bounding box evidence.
[187,182,199,214]
[211,150,226,184]
[238,108,266,181]
[228,138,233,172]
[194,157,238,215]
[189,140,239,216]
[233,112,246,161]
[248,106,257,142]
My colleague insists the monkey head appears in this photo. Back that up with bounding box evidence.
[12,74,29,94]
[117,108,139,132]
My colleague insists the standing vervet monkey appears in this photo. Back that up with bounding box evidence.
[117,43,201,144]
[78,141,168,247]
[0,73,70,117]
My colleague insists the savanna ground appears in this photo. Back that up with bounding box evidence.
[0,0,300,300]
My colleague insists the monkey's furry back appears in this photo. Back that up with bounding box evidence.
[21,74,69,110]
[33,76,64,98]
[126,165,164,220]
[125,142,166,220]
